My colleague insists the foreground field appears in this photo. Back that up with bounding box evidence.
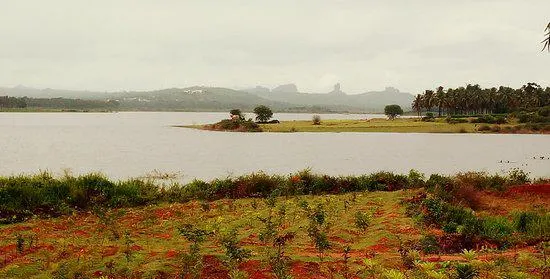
[1,176,548,278]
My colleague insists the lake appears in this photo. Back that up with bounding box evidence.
[0,112,549,182]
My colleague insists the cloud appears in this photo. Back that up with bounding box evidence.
[0,0,548,93]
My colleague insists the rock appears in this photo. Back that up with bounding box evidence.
[272,84,298,93]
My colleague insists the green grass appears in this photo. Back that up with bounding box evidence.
[258,118,514,133]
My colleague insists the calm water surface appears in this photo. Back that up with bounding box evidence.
[1,112,549,181]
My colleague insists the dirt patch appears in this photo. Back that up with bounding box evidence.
[101,246,119,257]
[506,184,550,196]
[291,261,326,279]
[239,260,272,279]
[201,255,229,279]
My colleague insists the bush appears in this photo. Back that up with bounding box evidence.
[210,119,262,132]
[446,116,469,124]
[477,124,491,132]
[354,211,372,231]
[470,115,507,124]
[481,216,514,243]
[312,115,321,125]
[422,113,435,122]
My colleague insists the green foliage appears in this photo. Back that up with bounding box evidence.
[230,109,245,120]
[384,104,404,119]
[178,224,211,279]
[446,116,469,124]
[354,211,372,231]
[455,263,478,279]
[469,115,507,124]
[210,119,262,132]
[312,114,321,125]
[254,105,274,123]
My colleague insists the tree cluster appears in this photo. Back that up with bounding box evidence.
[412,83,550,117]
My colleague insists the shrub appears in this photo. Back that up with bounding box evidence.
[312,115,321,125]
[419,234,439,254]
[481,216,514,243]
[490,125,501,133]
[455,263,478,279]
[446,116,469,124]
[210,119,262,132]
[470,115,507,124]
[513,212,550,240]
[477,124,491,132]
[354,211,372,231]
[422,112,435,122]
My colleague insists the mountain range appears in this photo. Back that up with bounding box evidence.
[0,84,414,113]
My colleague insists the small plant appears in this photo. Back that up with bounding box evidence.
[354,211,372,231]
[16,234,25,254]
[219,228,252,279]
[94,207,125,240]
[122,232,135,263]
[362,258,378,278]
[178,224,212,279]
[312,115,321,125]
[199,200,211,212]
[270,232,295,279]
[340,246,352,279]
[306,203,331,260]
[461,249,477,261]
[455,263,478,279]
[382,269,406,279]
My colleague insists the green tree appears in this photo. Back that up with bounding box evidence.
[412,94,423,117]
[384,104,404,120]
[253,105,273,123]
[435,86,446,117]
[230,109,244,120]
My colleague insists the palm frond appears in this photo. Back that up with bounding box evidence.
[543,22,550,52]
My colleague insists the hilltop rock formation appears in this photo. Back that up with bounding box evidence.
[272,84,298,93]
[328,83,346,95]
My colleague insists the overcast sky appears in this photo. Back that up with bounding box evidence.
[0,0,549,94]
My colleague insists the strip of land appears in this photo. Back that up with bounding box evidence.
[185,118,550,134]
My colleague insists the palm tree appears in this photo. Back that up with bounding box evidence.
[423,90,434,113]
[543,22,550,52]
[412,94,423,117]
[434,86,446,117]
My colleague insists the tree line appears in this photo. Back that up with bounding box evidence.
[411,83,550,117]
[0,95,120,110]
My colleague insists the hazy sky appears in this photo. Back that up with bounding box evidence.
[1,0,549,94]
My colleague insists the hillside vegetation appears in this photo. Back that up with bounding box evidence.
[0,170,548,278]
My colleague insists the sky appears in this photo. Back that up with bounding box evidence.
[0,0,549,94]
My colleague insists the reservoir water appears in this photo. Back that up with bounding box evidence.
[1,112,548,181]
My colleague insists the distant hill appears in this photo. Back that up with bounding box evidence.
[1,84,414,113]
[246,85,414,113]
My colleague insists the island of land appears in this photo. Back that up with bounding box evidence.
[184,117,550,134]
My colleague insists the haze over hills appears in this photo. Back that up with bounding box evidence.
[1,83,414,113]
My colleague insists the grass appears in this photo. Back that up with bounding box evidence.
[0,170,549,278]
[259,118,534,133]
